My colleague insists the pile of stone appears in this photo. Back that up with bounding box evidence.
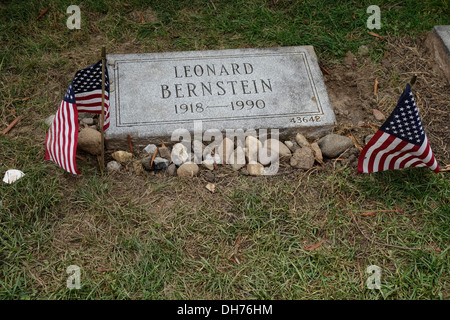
[45,112,361,176]
[101,132,358,177]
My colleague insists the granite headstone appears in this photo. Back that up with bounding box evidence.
[105,46,336,148]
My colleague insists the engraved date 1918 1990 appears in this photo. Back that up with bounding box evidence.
[174,103,205,114]
[174,100,266,114]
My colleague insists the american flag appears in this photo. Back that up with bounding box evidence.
[358,84,440,174]
[45,60,109,174]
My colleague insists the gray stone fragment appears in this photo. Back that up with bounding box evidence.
[158,146,171,160]
[106,161,121,172]
[284,141,300,152]
[318,134,354,158]
[167,163,177,176]
[142,156,169,170]
[153,157,170,170]
[141,157,152,171]
[290,147,314,170]
[258,147,279,166]
[264,139,291,157]
[81,118,95,125]
[143,143,158,155]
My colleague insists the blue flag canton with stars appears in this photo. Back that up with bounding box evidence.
[63,60,109,104]
[379,84,425,146]
[63,83,76,104]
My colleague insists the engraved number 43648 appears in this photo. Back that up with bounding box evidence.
[290,116,321,124]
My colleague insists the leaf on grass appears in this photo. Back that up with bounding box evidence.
[368,32,383,39]
[53,10,57,27]
[359,208,406,216]
[235,232,241,249]
[37,7,50,20]
[2,115,23,135]
[360,211,377,216]
[304,239,324,251]
[12,97,30,102]
[229,256,240,265]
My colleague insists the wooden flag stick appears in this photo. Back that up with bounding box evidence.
[100,47,106,174]
[2,115,23,135]
[409,74,417,87]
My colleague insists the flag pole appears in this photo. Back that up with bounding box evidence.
[409,74,417,87]
[100,46,106,174]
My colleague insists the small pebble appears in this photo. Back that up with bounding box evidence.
[158,146,171,160]
[177,163,199,177]
[81,118,94,125]
[310,142,323,164]
[171,143,190,165]
[290,147,315,170]
[372,109,386,121]
[153,157,170,170]
[167,163,177,176]
[106,161,121,172]
[229,146,246,171]
[78,128,102,155]
[295,133,310,147]
[143,143,158,155]
[112,150,133,163]
[205,183,215,193]
[247,162,264,176]
[318,134,354,158]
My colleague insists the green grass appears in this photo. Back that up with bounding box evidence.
[0,0,449,300]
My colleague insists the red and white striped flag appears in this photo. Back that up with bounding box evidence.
[358,84,439,174]
[45,60,110,174]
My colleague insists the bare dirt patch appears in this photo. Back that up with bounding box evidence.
[322,34,449,165]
